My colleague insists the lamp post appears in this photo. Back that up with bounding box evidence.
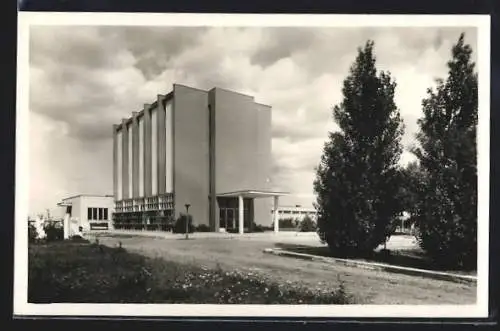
[184,203,191,240]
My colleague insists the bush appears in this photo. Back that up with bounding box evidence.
[70,235,88,243]
[172,214,195,234]
[278,218,298,229]
[44,222,64,242]
[195,224,211,232]
[29,223,38,243]
[299,215,317,232]
[251,222,266,232]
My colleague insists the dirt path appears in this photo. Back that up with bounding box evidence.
[92,234,476,305]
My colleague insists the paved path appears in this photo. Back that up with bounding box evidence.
[89,232,476,305]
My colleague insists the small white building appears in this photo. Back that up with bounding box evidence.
[57,194,114,231]
[272,205,318,222]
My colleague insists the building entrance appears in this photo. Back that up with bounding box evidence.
[217,196,252,232]
[219,207,237,231]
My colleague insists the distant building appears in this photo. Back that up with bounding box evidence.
[57,194,114,231]
[272,205,318,222]
[112,84,287,233]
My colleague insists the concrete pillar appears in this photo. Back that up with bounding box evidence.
[132,112,140,198]
[112,124,119,200]
[157,95,166,194]
[238,195,244,234]
[143,104,152,197]
[273,195,279,233]
[121,119,129,200]
[63,213,70,239]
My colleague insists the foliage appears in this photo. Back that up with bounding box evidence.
[29,222,38,243]
[28,241,351,304]
[299,215,317,232]
[173,214,195,234]
[44,222,64,242]
[411,33,478,269]
[251,222,266,233]
[398,161,427,215]
[195,224,211,232]
[314,40,405,257]
[279,218,298,229]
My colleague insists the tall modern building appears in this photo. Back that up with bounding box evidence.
[112,84,287,233]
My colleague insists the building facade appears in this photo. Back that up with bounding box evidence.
[273,205,318,222]
[57,194,114,231]
[112,84,286,233]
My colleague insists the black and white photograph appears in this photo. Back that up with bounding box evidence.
[14,13,490,318]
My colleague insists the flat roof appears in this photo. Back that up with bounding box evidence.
[216,190,289,199]
[114,84,271,130]
[60,194,114,202]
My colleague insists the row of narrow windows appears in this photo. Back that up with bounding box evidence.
[87,207,109,221]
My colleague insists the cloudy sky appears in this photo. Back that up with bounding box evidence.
[28,25,477,217]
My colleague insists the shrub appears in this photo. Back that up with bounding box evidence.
[70,235,88,243]
[299,215,317,232]
[195,224,211,232]
[173,214,195,234]
[44,222,64,242]
[28,222,38,243]
[279,218,298,229]
[251,222,266,232]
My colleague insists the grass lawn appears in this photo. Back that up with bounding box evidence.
[28,240,350,304]
[273,242,477,275]
[87,234,476,304]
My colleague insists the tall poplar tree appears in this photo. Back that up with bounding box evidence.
[412,34,478,269]
[314,41,404,256]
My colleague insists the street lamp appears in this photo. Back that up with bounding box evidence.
[184,203,191,239]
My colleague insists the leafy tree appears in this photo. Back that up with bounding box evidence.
[412,34,477,269]
[173,214,195,234]
[299,215,317,232]
[314,40,405,257]
[399,161,426,215]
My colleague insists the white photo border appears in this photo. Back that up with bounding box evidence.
[14,12,491,318]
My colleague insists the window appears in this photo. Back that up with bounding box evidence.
[88,207,109,221]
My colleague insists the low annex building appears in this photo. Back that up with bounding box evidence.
[57,194,114,231]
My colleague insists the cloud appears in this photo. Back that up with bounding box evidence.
[27,25,478,215]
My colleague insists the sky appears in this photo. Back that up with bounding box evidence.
[28,25,478,217]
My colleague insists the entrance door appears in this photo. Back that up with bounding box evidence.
[219,208,237,231]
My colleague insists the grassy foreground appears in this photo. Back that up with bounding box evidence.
[28,240,350,304]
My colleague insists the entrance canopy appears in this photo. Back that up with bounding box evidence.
[216,189,289,199]
[216,189,289,234]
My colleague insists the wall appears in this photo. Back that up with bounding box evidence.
[70,197,81,227]
[138,116,144,196]
[128,124,133,197]
[253,103,273,226]
[213,88,259,193]
[173,84,210,226]
[79,196,115,231]
[116,130,122,200]
[165,99,174,193]
[212,88,273,227]
[151,107,158,195]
